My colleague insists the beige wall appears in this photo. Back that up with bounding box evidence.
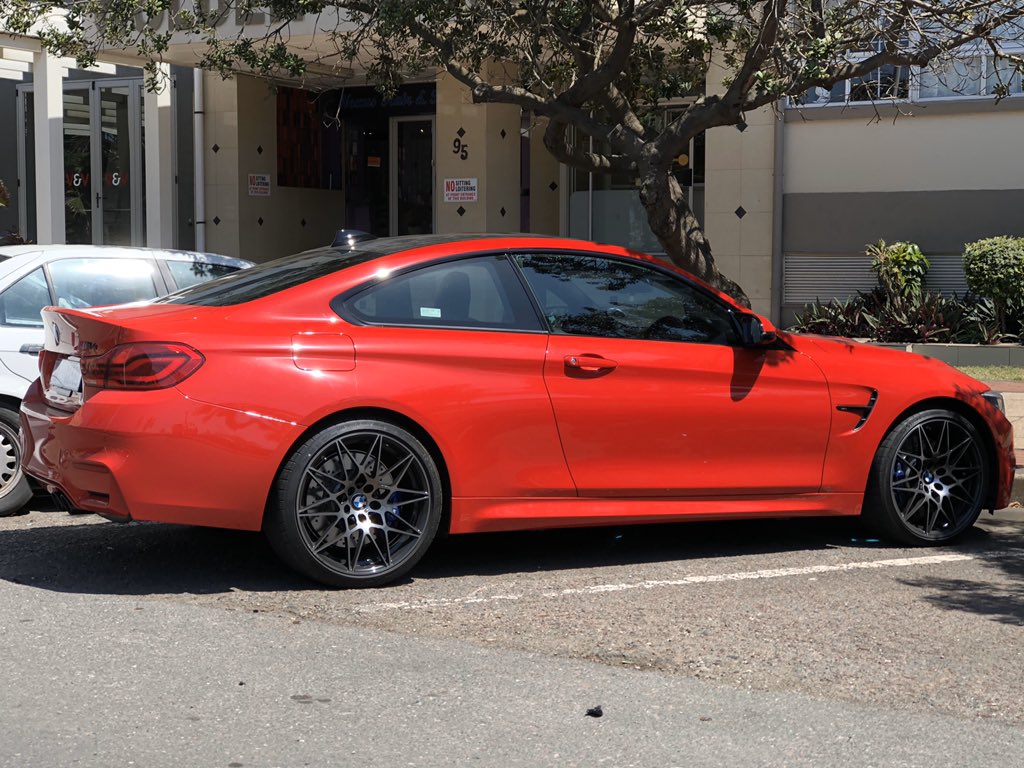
[784,110,1024,194]
[702,58,777,316]
[202,73,240,257]
[435,68,521,234]
[529,118,561,235]
[202,74,345,262]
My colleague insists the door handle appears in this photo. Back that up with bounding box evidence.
[19,344,43,356]
[564,354,617,372]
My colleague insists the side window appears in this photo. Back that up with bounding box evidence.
[47,258,160,308]
[340,256,542,331]
[0,268,51,327]
[516,253,740,346]
[165,260,241,290]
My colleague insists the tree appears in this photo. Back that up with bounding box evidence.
[6,0,1024,304]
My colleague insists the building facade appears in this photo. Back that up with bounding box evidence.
[3,27,1024,323]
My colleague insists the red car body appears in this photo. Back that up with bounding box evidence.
[19,236,1015,581]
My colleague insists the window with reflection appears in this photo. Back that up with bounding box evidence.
[516,253,740,345]
[342,256,541,331]
[47,258,159,308]
[0,268,50,327]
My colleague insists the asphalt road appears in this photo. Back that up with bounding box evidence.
[2,504,1023,767]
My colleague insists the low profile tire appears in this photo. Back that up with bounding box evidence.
[264,419,443,588]
[864,408,988,545]
[0,406,32,517]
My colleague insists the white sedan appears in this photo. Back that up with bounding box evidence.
[0,245,252,515]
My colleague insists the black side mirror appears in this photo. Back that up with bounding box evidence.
[737,313,777,347]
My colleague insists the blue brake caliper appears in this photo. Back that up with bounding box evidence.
[385,492,401,527]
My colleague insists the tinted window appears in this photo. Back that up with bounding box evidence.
[165,260,242,290]
[516,253,740,345]
[0,268,50,327]
[48,258,160,308]
[340,256,542,331]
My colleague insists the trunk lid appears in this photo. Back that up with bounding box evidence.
[39,304,219,411]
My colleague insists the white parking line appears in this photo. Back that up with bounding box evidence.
[354,553,978,612]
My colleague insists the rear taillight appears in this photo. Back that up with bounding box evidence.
[81,342,204,390]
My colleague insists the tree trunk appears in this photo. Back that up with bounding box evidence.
[638,163,751,309]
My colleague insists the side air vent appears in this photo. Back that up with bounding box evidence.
[836,389,878,431]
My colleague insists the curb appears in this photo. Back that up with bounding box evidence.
[1013,471,1024,507]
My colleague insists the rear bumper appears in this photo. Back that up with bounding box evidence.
[19,380,304,530]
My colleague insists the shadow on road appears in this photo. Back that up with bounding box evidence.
[899,516,1024,626]
[0,509,944,596]
[0,517,312,595]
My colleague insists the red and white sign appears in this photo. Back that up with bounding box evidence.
[247,173,271,197]
[443,177,478,203]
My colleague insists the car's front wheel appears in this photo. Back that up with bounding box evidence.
[864,408,989,545]
[0,406,32,517]
[265,419,443,588]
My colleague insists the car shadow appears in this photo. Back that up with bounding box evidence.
[0,510,940,596]
[897,516,1024,626]
[0,515,311,595]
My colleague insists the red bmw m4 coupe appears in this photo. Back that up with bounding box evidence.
[20,235,1015,587]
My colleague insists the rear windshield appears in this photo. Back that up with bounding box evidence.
[155,247,384,306]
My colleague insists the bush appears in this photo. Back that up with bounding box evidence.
[790,291,1019,345]
[791,294,873,338]
[867,240,929,299]
[963,236,1024,334]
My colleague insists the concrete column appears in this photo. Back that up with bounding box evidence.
[32,49,65,244]
[144,63,176,248]
[702,54,777,318]
[435,67,521,234]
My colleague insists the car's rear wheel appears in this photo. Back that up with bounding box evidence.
[265,419,443,588]
[864,408,988,544]
[0,406,32,517]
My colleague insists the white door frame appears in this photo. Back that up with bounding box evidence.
[388,115,436,237]
[16,78,149,246]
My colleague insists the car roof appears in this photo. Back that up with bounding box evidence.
[0,246,253,288]
[158,233,744,311]
[322,233,736,305]
[0,244,252,267]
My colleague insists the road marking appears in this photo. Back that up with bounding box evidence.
[354,553,977,612]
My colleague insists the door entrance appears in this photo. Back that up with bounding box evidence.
[389,117,434,236]
[18,79,147,246]
[335,84,436,238]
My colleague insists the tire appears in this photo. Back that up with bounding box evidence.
[264,419,443,588]
[0,405,32,517]
[864,408,988,545]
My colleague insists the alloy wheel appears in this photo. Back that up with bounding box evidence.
[887,416,984,539]
[294,429,433,578]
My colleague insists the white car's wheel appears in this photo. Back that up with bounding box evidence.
[0,406,33,516]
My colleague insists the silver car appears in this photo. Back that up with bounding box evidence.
[0,245,252,515]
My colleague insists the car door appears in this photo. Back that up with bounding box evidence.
[0,266,50,392]
[514,252,832,498]
[336,253,575,499]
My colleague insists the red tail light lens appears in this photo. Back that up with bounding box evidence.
[81,343,204,390]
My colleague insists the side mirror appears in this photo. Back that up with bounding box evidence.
[737,313,777,347]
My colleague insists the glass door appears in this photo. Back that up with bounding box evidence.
[63,89,93,244]
[18,79,147,246]
[389,117,434,236]
[98,85,143,245]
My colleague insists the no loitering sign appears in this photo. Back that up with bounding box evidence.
[443,177,478,203]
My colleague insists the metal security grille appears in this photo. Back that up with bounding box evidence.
[782,254,876,305]
[783,252,969,305]
[923,254,969,295]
